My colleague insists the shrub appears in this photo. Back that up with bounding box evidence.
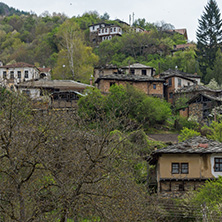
[178,127,201,142]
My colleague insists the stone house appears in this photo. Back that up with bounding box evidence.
[94,63,155,81]
[174,85,222,122]
[16,79,92,108]
[150,136,222,197]
[174,85,222,102]
[157,69,201,104]
[186,93,222,124]
[95,74,165,98]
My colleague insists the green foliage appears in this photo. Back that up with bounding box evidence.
[173,96,189,114]
[178,127,201,142]
[53,19,98,82]
[167,48,200,74]
[77,87,106,120]
[196,0,222,81]
[78,84,172,130]
[206,77,221,89]
[174,116,199,131]
[204,121,222,142]
[192,176,222,218]
[205,49,222,84]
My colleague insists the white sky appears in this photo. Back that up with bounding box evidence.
[1,0,221,42]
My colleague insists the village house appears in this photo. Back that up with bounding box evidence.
[174,85,222,122]
[186,93,222,124]
[0,62,52,91]
[95,74,165,97]
[89,22,122,44]
[0,62,41,90]
[94,63,156,80]
[94,63,163,97]
[166,28,188,41]
[150,136,222,197]
[16,79,92,108]
[157,69,201,104]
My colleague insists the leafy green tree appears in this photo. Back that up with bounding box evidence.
[192,176,222,220]
[78,84,171,129]
[53,19,98,82]
[205,121,222,142]
[196,0,222,81]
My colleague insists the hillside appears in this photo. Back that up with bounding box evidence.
[0,2,29,16]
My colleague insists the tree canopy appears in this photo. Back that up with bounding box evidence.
[196,0,222,82]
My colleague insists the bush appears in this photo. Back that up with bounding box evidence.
[178,127,201,142]
[174,116,199,131]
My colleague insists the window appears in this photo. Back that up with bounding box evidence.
[17,71,21,79]
[168,78,172,86]
[178,78,181,87]
[130,69,135,75]
[153,84,156,89]
[110,28,112,32]
[114,28,116,32]
[25,71,29,78]
[110,82,116,87]
[179,184,184,191]
[214,158,222,172]
[172,163,179,174]
[169,92,173,99]
[172,163,189,174]
[10,71,14,79]
[181,163,189,174]
[3,71,6,79]
[22,90,30,96]
[142,70,147,75]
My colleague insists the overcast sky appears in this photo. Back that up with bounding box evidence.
[1,0,221,42]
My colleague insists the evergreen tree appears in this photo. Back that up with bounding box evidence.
[196,0,222,82]
[205,49,222,85]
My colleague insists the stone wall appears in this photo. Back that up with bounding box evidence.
[159,180,205,197]
[179,107,189,118]
[148,82,164,98]
[189,103,203,122]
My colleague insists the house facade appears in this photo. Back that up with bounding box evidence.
[0,62,40,90]
[187,93,222,123]
[16,79,92,108]
[89,22,122,44]
[158,69,201,104]
[95,74,165,97]
[151,136,222,197]
[94,63,155,81]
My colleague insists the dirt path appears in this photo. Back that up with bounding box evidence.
[147,134,179,143]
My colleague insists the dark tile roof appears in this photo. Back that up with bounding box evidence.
[121,63,153,69]
[175,84,222,94]
[0,62,37,68]
[154,136,222,154]
[160,69,201,79]
[187,92,222,104]
[95,74,165,83]
[16,79,93,90]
